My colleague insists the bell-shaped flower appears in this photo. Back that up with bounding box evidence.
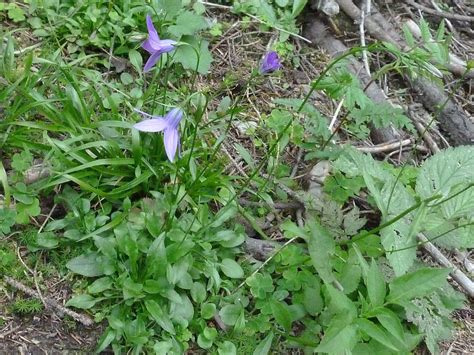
[134,107,183,162]
[259,51,281,74]
[142,15,177,72]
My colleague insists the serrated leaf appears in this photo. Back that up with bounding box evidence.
[168,11,208,37]
[174,36,212,74]
[369,307,406,346]
[315,320,358,353]
[416,146,474,199]
[253,332,273,355]
[307,219,336,284]
[355,318,400,351]
[387,268,450,304]
[326,284,357,320]
[367,259,386,307]
[382,219,417,276]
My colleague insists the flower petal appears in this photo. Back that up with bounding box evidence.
[158,39,177,52]
[163,128,180,162]
[134,118,168,132]
[146,15,160,45]
[144,51,162,72]
[165,108,183,129]
[142,39,155,54]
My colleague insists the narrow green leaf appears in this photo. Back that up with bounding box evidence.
[367,259,386,307]
[292,0,308,17]
[387,268,450,304]
[271,301,292,331]
[355,318,400,351]
[253,332,273,355]
[145,300,176,335]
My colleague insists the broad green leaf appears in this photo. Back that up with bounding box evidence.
[36,232,58,249]
[307,219,335,284]
[145,300,175,335]
[66,252,105,277]
[271,301,292,331]
[174,36,213,74]
[201,303,217,319]
[218,340,237,355]
[253,332,273,355]
[88,277,113,294]
[381,219,417,276]
[387,268,450,304]
[303,286,324,316]
[368,308,406,346]
[219,304,242,326]
[66,294,98,309]
[326,284,357,320]
[315,321,358,354]
[355,318,400,351]
[220,258,244,279]
[367,259,386,307]
[128,49,143,74]
[191,282,206,303]
[168,11,208,37]
[416,146,474,199]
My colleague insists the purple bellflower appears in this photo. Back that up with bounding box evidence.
[142,15,177,72]
[133,107,183,162]
[259,51,281,74]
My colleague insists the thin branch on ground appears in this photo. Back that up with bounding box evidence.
[417,234,474,298]
[404,0,474,22]
[3,276,94,327]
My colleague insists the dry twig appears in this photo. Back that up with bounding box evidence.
[417,234,474,298]
[3,276,94,327]
[404,0,474,22]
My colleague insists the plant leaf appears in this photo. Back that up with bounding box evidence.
[367,259,386,307]
[387,267,450,304]
[253,332,274,355]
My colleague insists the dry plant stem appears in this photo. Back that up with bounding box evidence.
[404,0,474,22]
[334,0,474,145]
[356,138,414,153]
[359,0,371,76]
[329,98,344,132]
[3,276,94,326]
[454,250,474,276]
[417,234,474,298]
[412,119,441,153]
